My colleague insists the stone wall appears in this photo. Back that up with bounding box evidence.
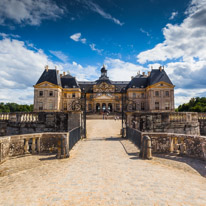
[126,127,206,161]
[126,112,200,135]
[0,129,81,164]
[0,112,82,136]
[198,113,206,136]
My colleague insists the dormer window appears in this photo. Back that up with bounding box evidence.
[72,93,75,98]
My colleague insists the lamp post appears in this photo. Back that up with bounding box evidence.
[121,88,125,138]
[82,88,87,138]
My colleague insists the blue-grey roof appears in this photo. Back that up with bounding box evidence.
[36,69,61,86]
[61,74,79,88]
[148,69,173,86]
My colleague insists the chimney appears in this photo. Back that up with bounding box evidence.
[148,71,151,76]
[151,66,153,70]
[60,74,62,78]
[142,72,145,76]
[56,70,59,75]
[63,71,66,76]
[159,66,162,72]
[45,65,49,72]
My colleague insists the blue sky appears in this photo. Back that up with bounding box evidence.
[0,0,206,107]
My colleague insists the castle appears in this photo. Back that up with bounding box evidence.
[33,65,175,113]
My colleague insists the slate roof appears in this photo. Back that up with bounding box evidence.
[35,67,173,91]
[61,74,79,88]
[36,69,61,86]
[148,69,173,86]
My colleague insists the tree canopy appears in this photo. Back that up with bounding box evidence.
[0,103,33,113]
[177,97,206,112]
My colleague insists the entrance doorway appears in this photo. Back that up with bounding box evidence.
[102,103,106,112]
[96,103,100,112]
[108,103,112,112]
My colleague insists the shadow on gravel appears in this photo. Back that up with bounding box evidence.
[153,154,206,178]
[86,137,122,141]
[119,139,141,160]
[39,154,56,161]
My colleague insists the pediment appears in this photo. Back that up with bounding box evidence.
[34,81,59,88]
[94,93,115,100]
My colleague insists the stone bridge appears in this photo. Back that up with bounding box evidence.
[0,120,206,205]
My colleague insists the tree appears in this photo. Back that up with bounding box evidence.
[0,103,33,112]
[177,97,206,112]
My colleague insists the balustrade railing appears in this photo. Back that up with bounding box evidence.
[0,112,39,122]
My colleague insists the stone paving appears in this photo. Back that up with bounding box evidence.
[0,120,206,206]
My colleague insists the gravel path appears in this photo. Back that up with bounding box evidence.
[0,120,206,206]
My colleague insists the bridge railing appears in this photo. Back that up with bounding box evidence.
[0,128,82,164]
[69,127,81,150]
[126,127,206,161]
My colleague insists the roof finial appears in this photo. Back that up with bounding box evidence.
[45,65,49,72]
[103,64,106,68]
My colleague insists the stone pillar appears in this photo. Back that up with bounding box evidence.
[32,138,36,154]
[169,136,174,153]
[37,137,41,153]
[24,139,29,154]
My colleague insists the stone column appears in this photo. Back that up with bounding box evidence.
[32,138,36,154]
[37,137,41,153]
[24,139,29,154]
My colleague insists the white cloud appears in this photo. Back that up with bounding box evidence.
[49,50,68,62]
[0,0,65,26]
[169,11,178,20]
[104,58,147,81]
[137,0,206,64]
[136,0,206,106]
[70,33,86,44]
[89,43,103,54]
[140,28,150,37]
[82,0,124,26]
[0,37,57,103]
[61,61,99,81]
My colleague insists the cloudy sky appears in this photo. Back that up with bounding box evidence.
[0,0,206,107]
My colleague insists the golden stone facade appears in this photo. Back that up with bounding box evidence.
[34,65,175,113]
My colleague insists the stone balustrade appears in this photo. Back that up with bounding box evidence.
[0,127,81,164]
[0,112,39,123]
[126,127,206,161]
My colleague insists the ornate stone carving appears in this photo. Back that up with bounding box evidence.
[93,82,115,93]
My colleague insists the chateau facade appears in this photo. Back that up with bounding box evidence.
[34,65,175,113]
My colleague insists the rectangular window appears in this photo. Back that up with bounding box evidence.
[165,102,170,110]
[132,103,136,111]
[39,102,43,110]
[64,93,67,98]
[88,104,92,111]
[133,93,136,98]
[63,103,67,110]
[155,91,159,97]
[72,93,75,98]
[141,102,145,110]
[155,102,159,110]
[165,91,169,97]
[49,91,53,97]
[49,102,53,110]
[39,91,43,96]
[141,93,144,98]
